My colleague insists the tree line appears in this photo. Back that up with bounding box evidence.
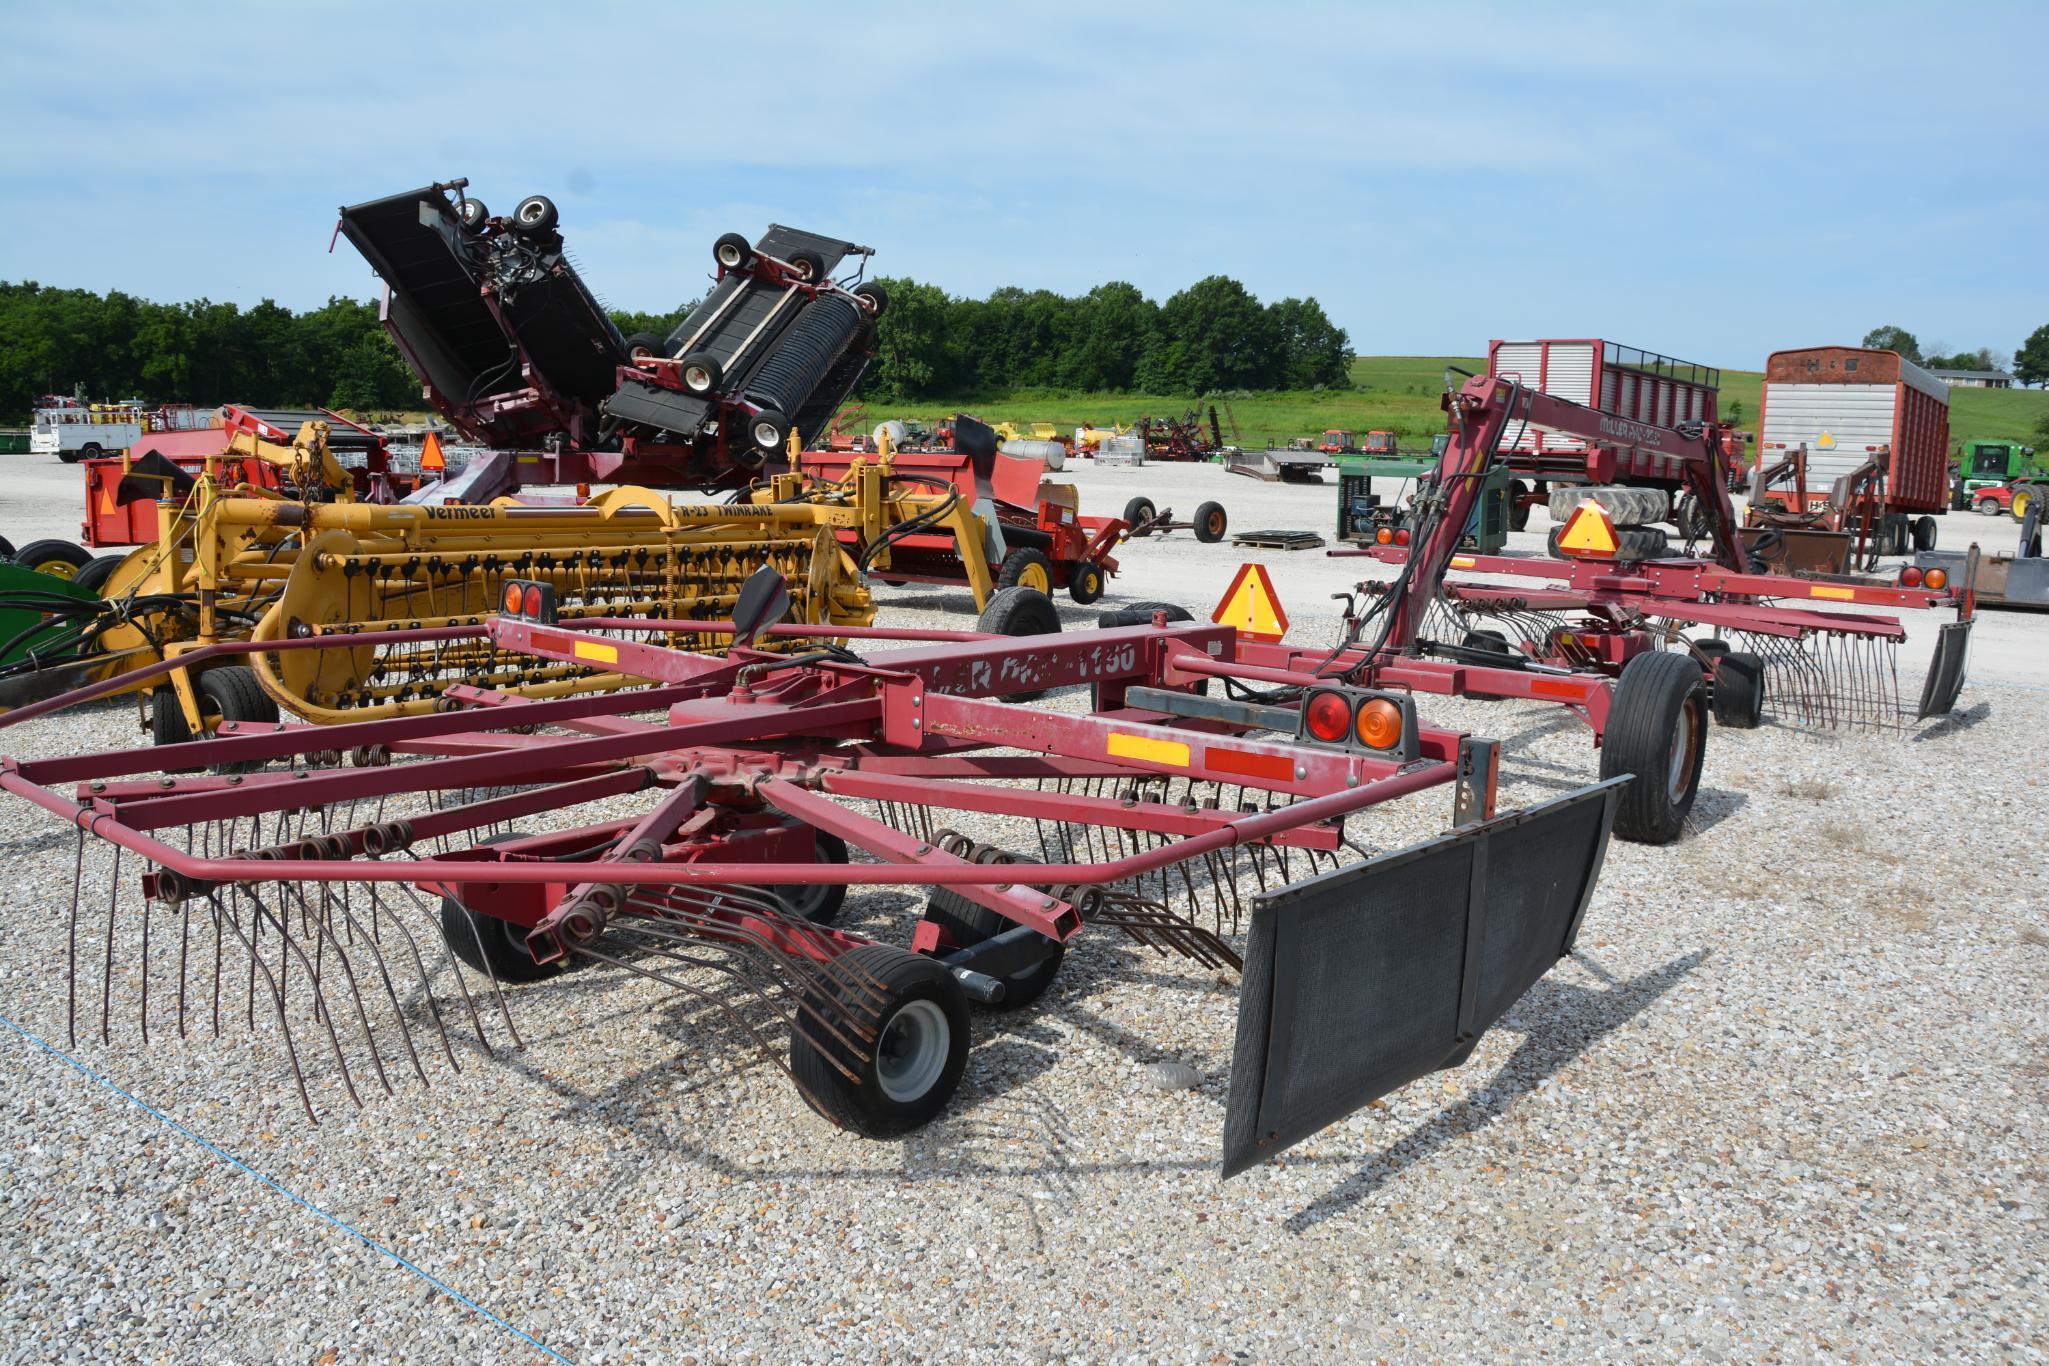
[860,275,1352,400]
[1862,322,2049,386]
[1,274,1350,422]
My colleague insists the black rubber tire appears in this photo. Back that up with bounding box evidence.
[69,442,103,463]
[790,943,970,1137]
[1193,501,1228,543]
[1462,627,1514,659]
[786,249,827,283]
[1122,497,1157,528]
[456,198,490,231]
[0,535,15,560]
[996,547,1054,594]
[1546,525,1564,558]
[1976,497,2001,517]
[440,833,560,983]
[852,281,889,318]
[510,194,558,236]
[71,554,126,596]
[712,232,753,271]
[748,407,791,455]
[1693,638,1731,661]
[1913,515,1938,552]
[150,687,193,747]
[1097,600,1193,629]
[622,331,666,364]
[921,889,1064,1010]
[1066,560,1105,605]
[1613,527,1670,561]
[975,587,1061,701]
[196,665,280,773]
[14,539,94,579]
[1509,481,1531,533]
[1600,650,1709,846]
[678,352,723,395]
[1712,652,1765,729]
[752,830,848,926]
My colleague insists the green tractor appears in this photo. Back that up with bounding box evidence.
[1954,440,2043,520]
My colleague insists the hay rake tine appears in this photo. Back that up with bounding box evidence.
[206,891,324,1121]
[272,879,402,1095]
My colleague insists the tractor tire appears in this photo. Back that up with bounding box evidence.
[1066,560,1105,605]
[712,232,754,272]
[196,665,280,773]
[71,554,126,596]
[1122,496,1157,529]
[1509,480,1531,532]
[787,249,827,283]
[14,539,94,580]
[1193,501,1228,543]
[150,687,193,748]
[622,331,666,364]
[1712,652,1766,729]
[750,830,849,926]
[1976,497,2001,517]
[1613,527,1670,560]
[1692,638,1731,661]
[790,943,970,1137]
[975,587,1061,701]
[1599,650,1708,846]
[456,198,490,231]
[996,548,1054,595]
[1547,485,1667,528]
[853,281,889,318]
[921,889,1065,1010]
[2013,488,2036,524]
[678,352,723,395]
[1912,515,1938,552]
[510,194,558,236]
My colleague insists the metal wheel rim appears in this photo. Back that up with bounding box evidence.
[1668,696,1703,803]
[753,421,782,449]
[684,365,713,392]
[517,200,546,224]
[32,561,77,581]
[876,999,949,1102]
[717,244,744,268]
[1019,563,1050,593]
[1205,511,1224,537]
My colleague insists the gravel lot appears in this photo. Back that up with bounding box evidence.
[1,454,2044,1361]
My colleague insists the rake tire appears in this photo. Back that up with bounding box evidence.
[1711,652,1766,729]
[1193,501,1228,543]
[14,539,93,579]
[1600,650,1708,846]
[791,944,970,1138]
[1122,496,1157,528]
[196,666,279,774]
[975,587,1061,700]
[754,830,848,925]
[921,889,1065,1010]
[441,834,560,984]
[1066,559,1105,605]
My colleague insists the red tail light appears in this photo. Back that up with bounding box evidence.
[522,584,545,617]
[1304,691,1351,742]
[1898,565,1923,587]
[1393,527,1411,546]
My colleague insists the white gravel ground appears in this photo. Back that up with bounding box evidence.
[1,455,2044,1361]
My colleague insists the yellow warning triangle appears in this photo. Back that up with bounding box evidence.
[420,431,446,471]
[1212,563,1289,641]
[1557,500,1620,557]
[1816,430,1835,450]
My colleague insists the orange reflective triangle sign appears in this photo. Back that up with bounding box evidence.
[98,480,118,516]
[1212,562,1289,641]
[1556,499,1619,558]
[419,431,446,472]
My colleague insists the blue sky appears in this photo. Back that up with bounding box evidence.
[2,1,2042,372]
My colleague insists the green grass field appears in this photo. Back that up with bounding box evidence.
[878,355,2047,456]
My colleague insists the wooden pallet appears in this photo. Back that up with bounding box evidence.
[1231,530,1327,550]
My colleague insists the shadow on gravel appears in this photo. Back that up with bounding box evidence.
[1281,947,1707,1235]
[1683,787,1748,837]
[1912,699,1991,742]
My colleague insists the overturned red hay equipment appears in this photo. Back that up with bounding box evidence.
[2,588,1622,1176]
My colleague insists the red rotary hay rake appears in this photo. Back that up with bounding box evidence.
[1,573,1623,1176]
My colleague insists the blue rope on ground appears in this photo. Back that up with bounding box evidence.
[0,1011,573,1365]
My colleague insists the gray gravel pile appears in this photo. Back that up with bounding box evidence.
[2,459,2044,1359]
